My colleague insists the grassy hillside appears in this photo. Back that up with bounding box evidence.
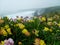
[34,6,60,17]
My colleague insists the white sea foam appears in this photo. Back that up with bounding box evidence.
[4,11,35,19]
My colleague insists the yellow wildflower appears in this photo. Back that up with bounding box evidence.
[18,42,22,45]
[0,30,3,35]
[2,29,7,36]
[32,30,39,36]
[22,29,30,36]
[40,40,46,45]
[6,28,12,34]
[57,23,60,27]
[53,15,59,19]
[34,38,40,45]
[34,38,46,45]
[22,29,28,34]
[44,27,49,31]
[0,41,4,45]
[0,19,4,24]
[41,17,46,22]
[4,25,9,29]
[53,21,57,25]
[0,27,5,35]
[15,24,19,26]
[47,17,52,21]
[49,29,53,32]
[15,23,25,29]
[35,30,39,36]
[47,22,53,26]
[27,20,34,22]
[18,23,25,29]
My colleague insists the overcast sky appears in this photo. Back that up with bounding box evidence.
[0,0,60,15]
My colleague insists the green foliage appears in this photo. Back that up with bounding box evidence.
[0,14,60,45]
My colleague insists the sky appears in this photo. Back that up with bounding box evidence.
[0,0,60,17]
